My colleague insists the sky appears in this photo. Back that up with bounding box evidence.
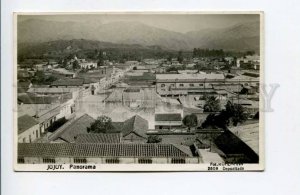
[18,13,260,33]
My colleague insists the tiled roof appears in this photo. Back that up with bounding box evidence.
[172,144,194,157]
[122,115,148,138]
[212,83,243,92]
[18,70,30,78]
[51,78,84,86]
[18,94,59,104]
[82,77,99,84]
[155,113,182,122]
[52,68,75,75]
[18,143,192,157]
[18,114,39,134]
[104,88,158,108]
[111,122,124,131]
[56,115,148,142]
[18,104,61,123]
[75,133,121,143]
[57,93,73,104]
[18,81,31,88]
[77,72,106,79]
[27,87,78,94]
[18,93,72,105]
[156,73,225,81]
[58,114,95,143]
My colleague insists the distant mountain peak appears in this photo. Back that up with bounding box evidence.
[18,19,260,52]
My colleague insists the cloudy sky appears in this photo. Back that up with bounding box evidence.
[18,13,260,33]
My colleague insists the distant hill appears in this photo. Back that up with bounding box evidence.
[18,19,260,52]
[185,21,260,52]
[17,39,173,60]
[18,20,190,51]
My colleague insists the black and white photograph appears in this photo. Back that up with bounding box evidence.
[14,12,263,171]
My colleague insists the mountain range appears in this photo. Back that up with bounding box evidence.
[18,19,260,52]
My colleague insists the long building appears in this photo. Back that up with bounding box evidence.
[155,73,259,97]
[17,143,200,164]
[156,73,225,96]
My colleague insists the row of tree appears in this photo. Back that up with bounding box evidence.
[31,70,58,85]
[201,101,249,128]
[193,48,225,57]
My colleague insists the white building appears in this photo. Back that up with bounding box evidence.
[80,62,97,69]
[156,73,225,95]
[18,114,40,143]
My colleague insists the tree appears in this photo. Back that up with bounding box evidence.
[166,66,178,72]
[31,71,46,84]
[61,59,68,68]
[97,50,104,66]
[167,55,172,62]
[182,114,198,131]
[45,75,58,83]
[201,101,249,128]
[225,101,249,126]
[72,60,80,70]
[147,135,162,143]
[245,50,255,56]
[88,115,114,133]
[31,71,58,85]
[58,58,63,65]
[177,51,184,63]
[203,96,221,112]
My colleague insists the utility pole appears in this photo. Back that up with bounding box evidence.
[238,79,240,105]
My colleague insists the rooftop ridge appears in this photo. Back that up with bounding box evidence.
[18,142,192,158]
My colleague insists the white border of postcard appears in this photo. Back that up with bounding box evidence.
[13,11,264,172]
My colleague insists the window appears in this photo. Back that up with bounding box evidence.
[189,84,194,87]
[74,158,87,164]
[22,138,26,143]
[105,158,120,164]
[199,84,204,87]
[171,84,175,87]
[29,135,31,143]
[161,84,165,87]
[18,157,25,164]
[179,84,184,87]
[171,158,186,164]
[36,130,39,138]
[43,158,56,164]
[138,158,152,164]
